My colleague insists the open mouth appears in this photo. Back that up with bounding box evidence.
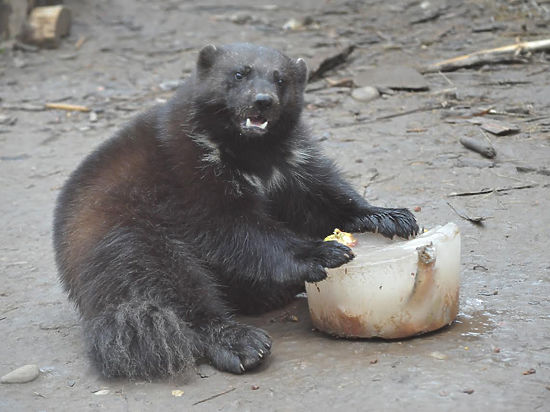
[243,115,268,132]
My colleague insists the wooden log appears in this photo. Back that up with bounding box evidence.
[20,5,70,48]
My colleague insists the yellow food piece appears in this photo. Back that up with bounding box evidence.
[324,229,357,247]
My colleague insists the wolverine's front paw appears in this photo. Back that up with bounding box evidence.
[303,240,354,283]
[203,322,272,374]
[314,240,355,268]
[344,207,419,239]
[377,207,419,239]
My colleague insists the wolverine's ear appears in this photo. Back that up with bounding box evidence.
[198,44,218,70]
[295,58,308,85]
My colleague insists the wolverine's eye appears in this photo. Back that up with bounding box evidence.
[234,72,244,80]
[274,71,284,86]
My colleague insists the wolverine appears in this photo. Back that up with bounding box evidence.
[53,43,418,379]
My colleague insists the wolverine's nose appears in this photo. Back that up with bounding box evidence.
[254,93,274,110]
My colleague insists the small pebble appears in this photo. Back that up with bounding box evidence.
[283,16,314,31]
[430,351,448,360]
[89,111,98,123]
[351,86,379,103]
[159,80,180,91]
[230,13,253,25]
[1,364,40,384]
[283,18,303,31]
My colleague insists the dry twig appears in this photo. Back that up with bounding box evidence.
[446,202,487,225]
[423,38,550,73]
[192,387,236,406]
[45,103,91,112]
[448,184,537,197]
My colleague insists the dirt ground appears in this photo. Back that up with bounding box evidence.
[1,0,549,410]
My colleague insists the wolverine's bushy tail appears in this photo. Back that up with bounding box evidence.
[83,300,201,379]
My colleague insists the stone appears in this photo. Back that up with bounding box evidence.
[1,364,40,384]
[159,80,180,91]
[430,351,448,360]
[351,86,379,102]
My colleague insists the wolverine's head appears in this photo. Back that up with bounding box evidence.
[191,43,308,141]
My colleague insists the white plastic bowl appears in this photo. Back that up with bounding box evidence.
[306,222,461,339]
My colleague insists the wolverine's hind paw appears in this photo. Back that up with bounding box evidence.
[203,322,272,374]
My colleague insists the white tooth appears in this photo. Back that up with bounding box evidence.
[246,118,251,127]
[260,121,268,129]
